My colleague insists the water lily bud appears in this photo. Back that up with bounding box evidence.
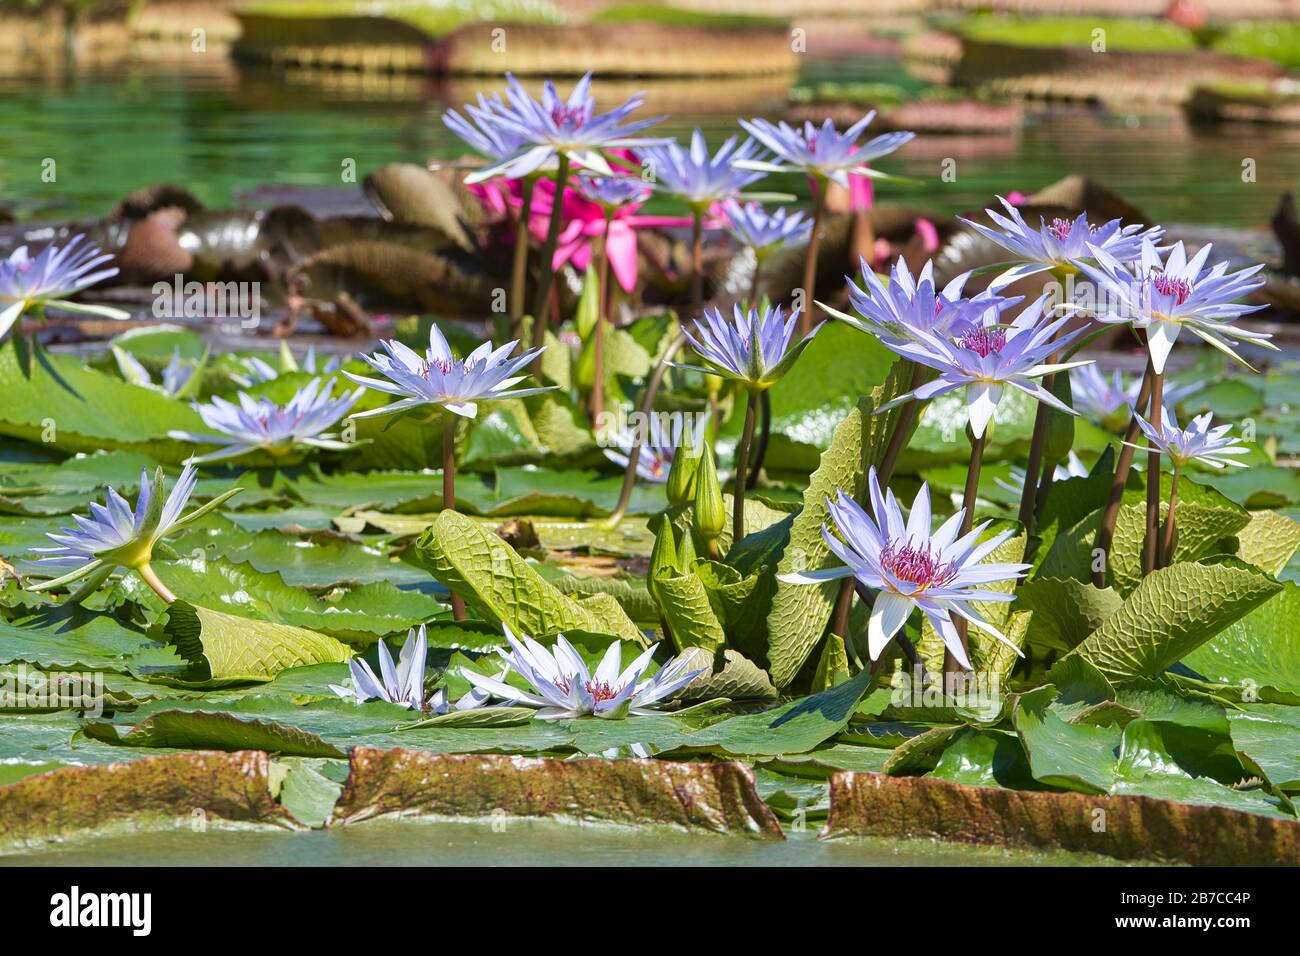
[649,514,682,585]
[676,518,697,567]
[666,436,701,506]
[692,442,725,542]
[1042,372,1076,466]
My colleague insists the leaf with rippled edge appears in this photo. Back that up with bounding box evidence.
[765,360,919,689]
[413,510,644,645]
[156,600,353,686]
[1066,562,1281,683]
[1181,583,1300,703]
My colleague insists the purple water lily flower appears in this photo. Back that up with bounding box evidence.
[960,196,1164,280]
[876,293,1091,439]
[169,378,363,462]
[462,73,668,184]
[601,413,681,483]
[29,461,239,597]
[345,324,556,421]
[672,303,818,390]
[724,200,812,260]
[1,235,127,337]
[460,625,704,720]
[640,130,770,208]
[778,468,1029,668]
[1130,407,1251,470]
[113,346,202,398]
[443,92,532,164]
[329,624,491,714]
[577,174,652,209]
[996,450,1090,495]
[736,114,915,189]
[1070,364,1198,428]
[821,256,1020,350]
[1076,239,1271,373]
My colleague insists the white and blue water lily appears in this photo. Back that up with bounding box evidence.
[960,196,1164,280]
[1130,407,1251,470]
[1069,364,1198,429]
[463,73,668,184]
[0,235,127,338]
[640,129,772,208]
[28,461,239,599]
[875,293,1091,439]
[113,346,204,398]
[822,256,1019,350]
[345,324,555,420]
[170,378,363,462]
[331,625,492,713]
[996,450,1090,495]
[736,114,914,189]
[601,413,682,484]
[778,468,1029,669]
[672,303,817,390]
[460,625,704,720]
[1076,239,1272,373]
[724,200,812,260]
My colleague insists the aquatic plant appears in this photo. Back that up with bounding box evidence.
[28,462,239,603]
[0,235,127,338]
[460,626,703,719]
[170,379,363,463]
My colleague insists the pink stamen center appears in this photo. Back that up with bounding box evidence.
[551,104,590,130]
[555,675,622,702]
[1151,273,1192,305]
[1048,217,1071,241]
[958,327,1007,357]
[881,540,957,589]
[584,680,621,702]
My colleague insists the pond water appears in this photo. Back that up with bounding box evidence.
[1,56,1296,229]
[1,817,1133,867]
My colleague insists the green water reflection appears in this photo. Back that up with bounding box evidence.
[0,59,1295,227]
[1,817,1136,866]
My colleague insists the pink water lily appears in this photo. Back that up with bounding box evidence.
[526,176,695,293]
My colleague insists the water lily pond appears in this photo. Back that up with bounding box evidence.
[2,1,1300,869]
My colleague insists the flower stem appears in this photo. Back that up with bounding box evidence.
[1160,466,1181,568]
[137,563,177,605]
[733,389,759,545]
[690,206,705,313]
[443,414,465,621]
[590,211,612,421]
[508,176,535,336]
[947,429,986,678]
[530,153,572,377]
[798,181,828,336]
[1092,360,1154,587]
[605,333,687,527]
[746,388,771,491]
[1018,400,1051,533]
[1143,371,1165,576]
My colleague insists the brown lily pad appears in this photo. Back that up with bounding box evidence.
[332,747,784,838]
[820,771,1300,865]
[0,751,295,851]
